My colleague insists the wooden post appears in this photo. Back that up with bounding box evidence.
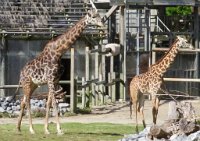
[81,77,86,108]
[95,45,99,105]
[99,74,104,105]
[0,37,6,97]
[85,47,90,106]
[194,6,199,85]
[111,72,116,102]
[70,47,76,113]
[119,6,126,101]
[100,45,105,104]
[91,75,95,106]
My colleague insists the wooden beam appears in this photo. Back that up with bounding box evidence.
[163,78,200,82]
[101,5,118,23]
[152,48,200,53]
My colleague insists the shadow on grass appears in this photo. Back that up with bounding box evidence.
[69,132,124,136]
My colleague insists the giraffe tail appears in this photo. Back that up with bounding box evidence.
[10,81,21,102]
[130,100,133,119]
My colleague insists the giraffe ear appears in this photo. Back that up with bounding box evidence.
[87,10,92,17]
[87,8,97,17]
[177,36,181,40]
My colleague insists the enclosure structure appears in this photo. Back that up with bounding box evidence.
[0,0,200,113]
[0,0,114,112]
[109,0,200,98]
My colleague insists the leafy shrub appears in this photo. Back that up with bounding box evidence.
[166,6,192,16]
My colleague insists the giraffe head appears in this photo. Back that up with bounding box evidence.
[176,36,193,49]
[85,8,104,27]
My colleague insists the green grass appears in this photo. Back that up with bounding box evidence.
[0,122,139,141]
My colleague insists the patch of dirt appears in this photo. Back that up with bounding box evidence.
[0,100,200,126]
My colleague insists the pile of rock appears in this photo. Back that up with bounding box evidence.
[0,96,70,117]
[120,101,200,141]
[119,127,200,141]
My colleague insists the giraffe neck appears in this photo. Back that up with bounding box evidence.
[152,39,179,76]
[53,15,88,55]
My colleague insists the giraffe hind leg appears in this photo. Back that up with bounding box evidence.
[17,83,36,134]
[138,94,146,128]
[17,96,26,133]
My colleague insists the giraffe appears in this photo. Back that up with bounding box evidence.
[16,8,104,135]
[129,36,192,132]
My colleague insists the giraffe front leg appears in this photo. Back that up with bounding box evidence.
[152,97,160,124]
[52,94,63,135]
[44,94,52,134]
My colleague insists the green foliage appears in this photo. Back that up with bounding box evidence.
[31,108,46,118]
[166,6,192,16]
[0,112,18,118]
[0,122,137,141]
[76,107,91,114]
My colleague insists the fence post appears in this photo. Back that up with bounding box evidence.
[0,36,6,97]
[81,77,86,108]
[70,47,76,113]
[91,75,95,106]
[94,45,99,105]
[85,47,90,107]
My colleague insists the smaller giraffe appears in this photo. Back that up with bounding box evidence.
[129,36,192,132]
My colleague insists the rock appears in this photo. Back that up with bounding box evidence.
[5,96,13,102]
[0,97,5,102]
[58,103,69,108]
[170,134,187,141]
[9,102,13,106]
[11,106,15,110]
[6,107,12,111]
[186,130,200,141]
[13,111,20,115]
[119,127,151,141]
[0,107,5,113]
[7,110,13,114]
[15,100,20,105]
[119,128,200,141]
[16,105,20,111]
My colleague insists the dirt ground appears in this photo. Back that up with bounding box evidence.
[0,100,200,126]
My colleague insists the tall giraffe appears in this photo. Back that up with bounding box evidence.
[16,8,103,135]
[129,36,192,132]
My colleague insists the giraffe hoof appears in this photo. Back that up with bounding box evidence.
[16,129,22,134]
[45,130,50,135]
[57,130,64,135]
[30,131,35,134]
[30,129,35,134]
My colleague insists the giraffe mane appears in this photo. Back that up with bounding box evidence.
[150,38,179,69]
[47,16,86,44]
